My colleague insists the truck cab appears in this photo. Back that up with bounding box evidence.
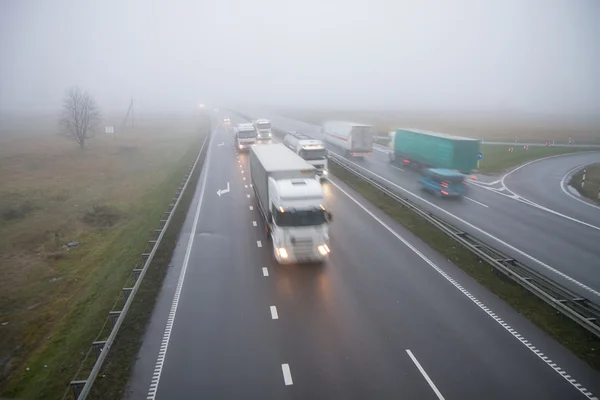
[418,168,468,197]
[236,123,257,151]
[268,178,332,263]
[253,118,273,144]
[283,132,329,181]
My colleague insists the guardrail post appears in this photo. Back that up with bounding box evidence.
[160,219,168,228]
[582,169,586,188]
[132,268,143,282]
[141,253,150,264]
[108,311,121,328]
[70,380,86,399]
[154,229,162,239]
[122,287,133,301]
[92,341,106,360]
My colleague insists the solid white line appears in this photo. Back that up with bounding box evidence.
[390,165,404,172]
[249,206,253,210]
[406,350,445,400]
[560,165,600,211]
[327,177,597,399]
[281,364,293,385]
[262,267,269,276]
[464,196,489,208]
[270,305,279,319]
[146,123,219,400]
[257,240,262,247]
[253,221,257,226]
[328,158,600,297]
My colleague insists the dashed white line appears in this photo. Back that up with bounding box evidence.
[245,185,248,188]
[391,165,404,172]
[247,194,251,198]
[253,221,257,226]
[281,364,293,385]
[146,124,217,400]
[464,196,489,208]
[249,206,253,210]
[243,177,246,180]
[406,349,445,400]
[270,306,279,319]
[262,267,269,276]
[257,240,262,247]
[328,177,598,400]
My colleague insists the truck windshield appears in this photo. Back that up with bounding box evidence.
[257,122,271,129]
[300,148,327,160]
[238,131,256,138]
[274,209,326,227]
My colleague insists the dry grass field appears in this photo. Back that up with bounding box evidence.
[0,112,208,398]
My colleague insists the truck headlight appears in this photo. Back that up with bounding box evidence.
[269,133,272,137]
[277,248,288,259]
[317,245,330,256]
[323,170,328,175]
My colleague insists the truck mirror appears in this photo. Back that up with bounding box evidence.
[267,211,273,224]
[325,212,333,222]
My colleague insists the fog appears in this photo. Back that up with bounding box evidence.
[1,0,599,116]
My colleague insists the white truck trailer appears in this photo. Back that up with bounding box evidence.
[322,121,375,158]
[250,143,332,264]
[253,118,273,144]
[235,123,257,151]
[283,131,328,181]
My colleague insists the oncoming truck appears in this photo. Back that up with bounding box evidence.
[322,121,375,158]
[283,131,328,180]
[250,143,332,264]
[253,118,272,143]
[235,123,257,151]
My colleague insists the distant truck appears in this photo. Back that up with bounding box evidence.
[250,143,332,264]
[283,131,328,181]
[388,129,481,174]
[235,123,257,151]
[322,121,375,158]
[253,118,272,143]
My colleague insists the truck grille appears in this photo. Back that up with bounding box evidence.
[290,237,314,258]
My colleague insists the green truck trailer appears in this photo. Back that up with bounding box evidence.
[388,129,481,174]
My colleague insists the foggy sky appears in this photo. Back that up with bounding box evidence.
[1,0,599,115]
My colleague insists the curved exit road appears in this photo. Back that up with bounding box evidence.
[238,110,600,300]
[123,113,600,400]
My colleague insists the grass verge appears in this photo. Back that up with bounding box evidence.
[86,125,210,400]
[569,163,600,205]
[478,145,593,174]
[329,161,600,370]
[0,114,210,399]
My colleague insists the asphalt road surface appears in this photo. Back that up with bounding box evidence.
[236,110,600,300]
[124,113,600,400]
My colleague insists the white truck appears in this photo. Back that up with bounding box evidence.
[250,143,332,264]
[235,123,257,151]
[283,131,328,180]
[253,118,273,144]
[322,121,375,158]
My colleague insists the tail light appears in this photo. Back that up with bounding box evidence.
[441,190,449,195]
[403,159,410,163]
[441,182,449,188]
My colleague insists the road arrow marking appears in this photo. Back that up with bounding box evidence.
[216,182,230,196]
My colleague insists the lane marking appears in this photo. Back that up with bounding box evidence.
[327,157,600,297]
[464,196,489,208]
[243,177,246,180]
[262,267,269,276]
[146,122,219,400]
[328,178,597,399]
[390,165,404,172]
[249,206,253,210]
[406,349,445,400]
[560,165,600,211]
[270,306,279,319]
[281,364,293,385]
[257,240,262,247]
[245,185,248,188]
[247,194,251,198]
[253,221,257,226]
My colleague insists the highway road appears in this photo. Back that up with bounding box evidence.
[235,110,600,300]
[124,113,600,400]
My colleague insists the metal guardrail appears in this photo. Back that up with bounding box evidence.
[228,109,600,339]
[67,135,209,399]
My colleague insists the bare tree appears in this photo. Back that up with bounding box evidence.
[59,86,101,148]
